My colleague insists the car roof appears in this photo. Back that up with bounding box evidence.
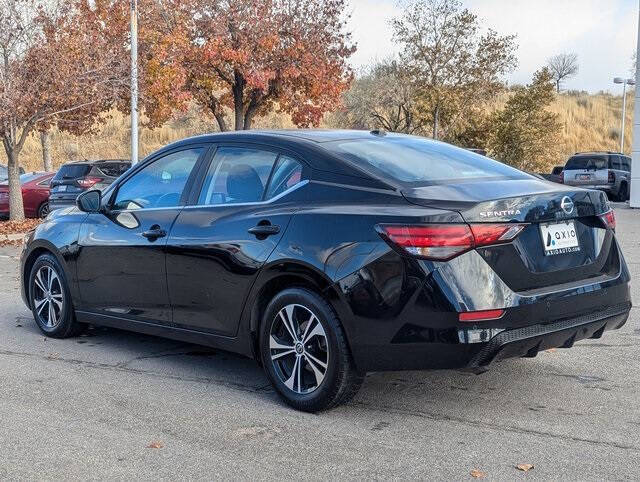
[148,129,401,190]
[571,151,623,156]
[63,159,130,166]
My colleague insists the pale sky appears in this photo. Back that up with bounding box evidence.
[347,0,638,93]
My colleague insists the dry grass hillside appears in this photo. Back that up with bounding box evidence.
[5,92,634,173]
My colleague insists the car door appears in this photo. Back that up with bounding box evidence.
[75,146,208,323]
[165,145,306,336]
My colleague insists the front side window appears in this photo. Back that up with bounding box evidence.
[112,148,203,210]
[198,147,278,205]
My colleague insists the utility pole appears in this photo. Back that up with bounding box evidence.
[614,77,635,154]
[631,0,640,207]
[130,0,139,165]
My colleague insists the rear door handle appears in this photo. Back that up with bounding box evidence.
[248,224,280,237]
[142,225,167,241]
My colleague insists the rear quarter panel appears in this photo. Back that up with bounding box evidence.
[240,181,464,361]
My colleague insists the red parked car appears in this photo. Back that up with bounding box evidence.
[0,172,55,219]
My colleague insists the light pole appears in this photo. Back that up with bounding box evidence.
[130,0,139,165]
[613,77,635,154]
[631,0,640,208]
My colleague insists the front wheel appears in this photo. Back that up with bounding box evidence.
[260,288,364,412]
[28,253,85,338]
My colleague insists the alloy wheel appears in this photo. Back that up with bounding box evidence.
[269,304,329,394]
[32,265,64,328]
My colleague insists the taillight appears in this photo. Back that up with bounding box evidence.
[459,309,505,322]
[559,171,564,183]
[377,223,526,261]
[599,209,616,230]
[76,176,103,188]
[608,171,615,183]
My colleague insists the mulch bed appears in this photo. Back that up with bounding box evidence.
[0,219,42,247]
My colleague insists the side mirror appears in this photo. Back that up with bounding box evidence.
[76,190,102,213]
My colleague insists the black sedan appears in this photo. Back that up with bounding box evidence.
[20,130,631,412]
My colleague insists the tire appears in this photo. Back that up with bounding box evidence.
[260,287,364,412]
[37,201,50,218]
[28,253,86,338]
[617,182,629,202]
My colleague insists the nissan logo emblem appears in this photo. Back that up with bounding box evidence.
[560,196,574,215]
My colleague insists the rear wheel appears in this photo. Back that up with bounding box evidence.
[28,253,85,338]
[617,182,629,202]
[260,288,364,412]
[37,201,49,218]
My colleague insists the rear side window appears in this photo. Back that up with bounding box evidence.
[53,164,91,180]
[324,136,528,184]
[610,156,622,170]
[565,156,606,170]
[265,156,303,199]
[96,162,131,177]
[622,157,631,172]
[197,147,278,205]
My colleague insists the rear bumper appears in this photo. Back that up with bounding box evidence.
[467,302,630,368]
[334,243,632,373]
[49,196,78,211]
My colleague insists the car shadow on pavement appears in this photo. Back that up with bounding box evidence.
[15,318,553,415]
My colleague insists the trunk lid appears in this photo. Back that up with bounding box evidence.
[401,178,609,223]
[402,179,616,292]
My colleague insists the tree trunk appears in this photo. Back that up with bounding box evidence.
[6,147,25,221]
[556,81,560,93]
[214,113,228,132]
[233,72,245,130]
[40,130,53,171]
[432,105,439,140]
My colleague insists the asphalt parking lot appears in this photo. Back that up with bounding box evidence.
[0,204,638,480]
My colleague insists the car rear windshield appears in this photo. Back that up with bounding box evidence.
[323,136,529,185]
[19,173,45,184]
[565,156,607,170]
[53,164,91,180]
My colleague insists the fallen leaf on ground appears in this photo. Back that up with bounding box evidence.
[546,348,557,353]
[470,469,486,478]
[516,464,534,472]
[0,219,42,235]
[148,441,164,449]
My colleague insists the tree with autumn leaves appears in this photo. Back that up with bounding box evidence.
[1,0,355,220]
[132,0,355,131]
[0,0,127,220]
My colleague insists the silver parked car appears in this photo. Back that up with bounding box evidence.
[562,152,631,201]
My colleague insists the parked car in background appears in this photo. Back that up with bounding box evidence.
[49,159,131,212]
[0,172,54,219]
[0,164,26,182]
[562,152,631,201]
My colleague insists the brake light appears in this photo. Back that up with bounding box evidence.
[76,176,103,188]
[599,209,616,230]
[459,309,505,322]
[378,223,526,260]
[608,171,615,183]
[559,171,564,183]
